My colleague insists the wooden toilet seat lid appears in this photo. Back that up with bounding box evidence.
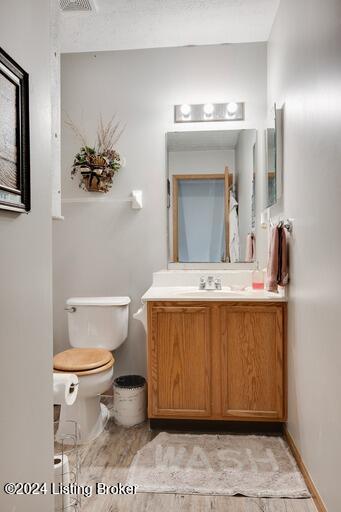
[53,348,113,372]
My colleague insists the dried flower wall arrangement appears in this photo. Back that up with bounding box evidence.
[65,114,126,193]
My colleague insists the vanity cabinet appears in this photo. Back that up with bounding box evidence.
[147,302,286,422]
[220,305,285,420]
[148,305,211,418]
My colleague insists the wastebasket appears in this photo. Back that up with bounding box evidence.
[113,375,147,427]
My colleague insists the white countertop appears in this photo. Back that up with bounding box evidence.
[142,285,287,302]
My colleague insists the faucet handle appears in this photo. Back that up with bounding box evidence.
[199,276,206,290]
[214,277,222,290]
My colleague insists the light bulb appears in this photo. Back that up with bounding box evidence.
[203,103,214,115]
[180,104,191,117]
[226,102,238,115]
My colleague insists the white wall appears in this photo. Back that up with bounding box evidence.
[54,43,267,376]
[235,130,257,259]
[0,1,53,511]
[268,1,341,509]
[169,149,235,175]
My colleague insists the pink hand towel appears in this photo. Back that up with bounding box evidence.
[266,224,288,292]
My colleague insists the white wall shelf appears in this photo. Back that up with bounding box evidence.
[62,190,143,209]
[62,198,131,203]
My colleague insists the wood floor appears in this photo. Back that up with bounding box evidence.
[72,419,317,512]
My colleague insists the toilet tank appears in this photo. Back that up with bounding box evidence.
[66,297,130,350]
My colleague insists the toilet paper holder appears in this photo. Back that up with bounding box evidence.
[54,419,81,511]
[69,382,79,393]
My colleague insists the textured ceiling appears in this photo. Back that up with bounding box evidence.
[167,130,242,152]
[60,0,280,53]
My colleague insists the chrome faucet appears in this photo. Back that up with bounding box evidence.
[199,276,222,290]
[206,275,215,290]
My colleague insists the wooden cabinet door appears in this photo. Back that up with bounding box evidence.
[220,305,285,420]
[148,304,211,418]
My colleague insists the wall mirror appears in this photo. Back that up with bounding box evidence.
[265,105,283,207]
[167,129,257,266]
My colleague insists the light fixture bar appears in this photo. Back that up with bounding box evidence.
[174,102,244,123]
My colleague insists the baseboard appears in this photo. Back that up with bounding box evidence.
[149,418,284,434]
[284,426,327,512]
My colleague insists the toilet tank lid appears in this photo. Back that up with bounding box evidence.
[66,296,131,306]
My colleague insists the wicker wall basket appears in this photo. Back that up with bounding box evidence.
[81,168,113,193]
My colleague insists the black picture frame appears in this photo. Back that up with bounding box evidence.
[0,47,30,213]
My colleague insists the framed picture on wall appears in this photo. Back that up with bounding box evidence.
[0,47,30,213]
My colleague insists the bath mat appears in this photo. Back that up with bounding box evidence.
[127,432,310,498]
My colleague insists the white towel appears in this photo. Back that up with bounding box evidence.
[229,192,240,263]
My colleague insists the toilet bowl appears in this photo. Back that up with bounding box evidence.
[54,348,114,443]
[54,297,130,444]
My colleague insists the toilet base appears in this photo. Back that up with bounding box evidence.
[56,396,109,445]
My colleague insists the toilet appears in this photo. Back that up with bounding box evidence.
[54,296,130,444]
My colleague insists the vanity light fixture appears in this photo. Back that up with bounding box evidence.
[226,102,238,116]
[174,102,244,123]
[180,104,191,117]
[203,103,214,116]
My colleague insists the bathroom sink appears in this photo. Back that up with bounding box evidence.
[140,272,287,302]
[141,285,287,302]
[177,288,243,298]
[173,287,284,300]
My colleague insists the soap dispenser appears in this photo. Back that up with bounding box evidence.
[252,264,264,290]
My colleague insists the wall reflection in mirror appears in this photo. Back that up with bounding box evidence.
[167,130,256,264]
[265,105,283,208]
[266,127,276,206]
